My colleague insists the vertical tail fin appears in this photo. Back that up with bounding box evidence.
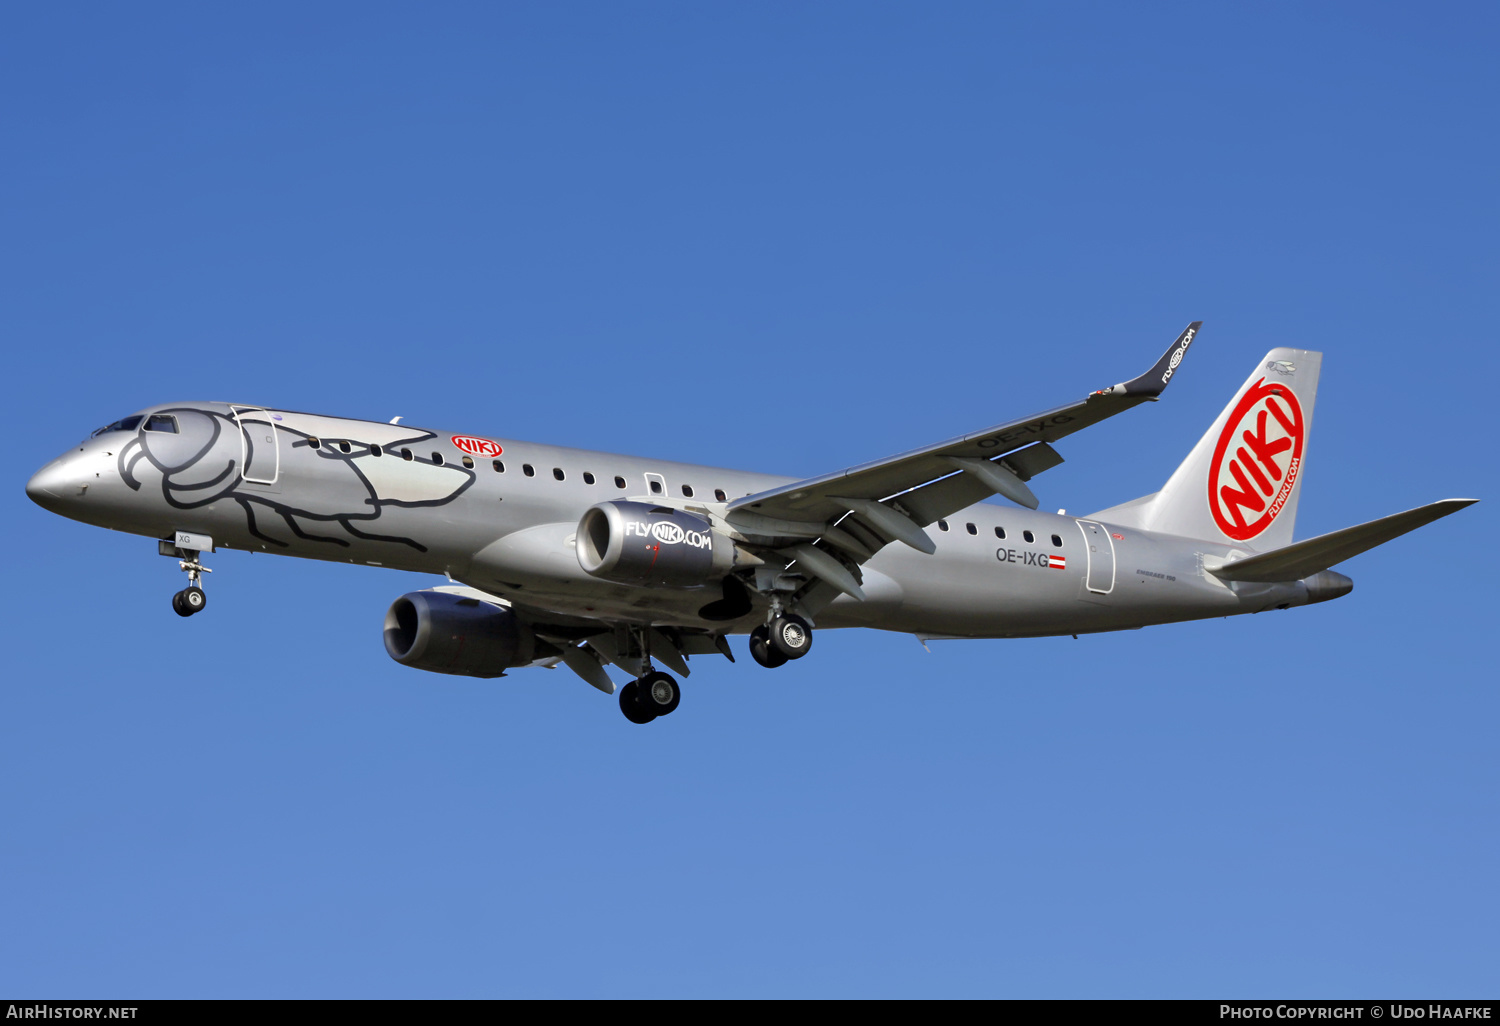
[1101,349,1322,550]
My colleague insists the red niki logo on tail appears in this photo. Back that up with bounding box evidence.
[1207,379,1305,541]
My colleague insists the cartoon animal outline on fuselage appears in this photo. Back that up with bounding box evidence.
[118,405,475,552]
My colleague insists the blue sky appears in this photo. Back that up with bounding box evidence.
[3,2,1495,997]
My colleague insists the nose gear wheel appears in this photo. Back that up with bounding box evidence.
[169,548,212,617]
[172,586,207,617]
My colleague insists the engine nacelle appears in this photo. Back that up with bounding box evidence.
[383,590,536,678]
[576,500,736,587]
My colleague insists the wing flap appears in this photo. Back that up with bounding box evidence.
[888,469,995,528]
[555,642,617,694]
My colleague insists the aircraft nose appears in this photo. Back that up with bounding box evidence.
[26,456,84,513]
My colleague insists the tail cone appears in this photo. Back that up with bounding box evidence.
[1303,570,1353,604]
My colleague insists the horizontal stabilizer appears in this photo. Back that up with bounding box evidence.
[1209,499,1477,583]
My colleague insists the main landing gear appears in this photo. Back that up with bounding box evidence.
[749,613,813,669]
[619,670,682,724]
[171,551,212,618]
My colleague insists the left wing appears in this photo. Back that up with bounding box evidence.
[730,321,1201,529]
[718,325,1202,611]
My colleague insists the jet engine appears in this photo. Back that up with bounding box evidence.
[575,501,740,587]
[383,590,537,678]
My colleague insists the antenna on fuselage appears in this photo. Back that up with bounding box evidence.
[389,416,403,424]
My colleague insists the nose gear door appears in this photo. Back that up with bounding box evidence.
[1075,519,1116,595]
[231,406,280,486]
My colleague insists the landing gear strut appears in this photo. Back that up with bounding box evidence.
[171,551,212,617]
[749,614,813,667]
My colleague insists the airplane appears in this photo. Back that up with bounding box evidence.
[25,323,1475,724]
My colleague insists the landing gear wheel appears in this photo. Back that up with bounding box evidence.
[768,614,812,660]
[749,625,788,668]
[619,681,657,724]
[172,587,206,617]
[638,671,681,716]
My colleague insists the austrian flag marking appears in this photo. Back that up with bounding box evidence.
[1207,378,1305,541]
[450,435,504,459]
[1048,554,1066,570]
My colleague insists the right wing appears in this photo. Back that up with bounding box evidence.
[427,586,735,694]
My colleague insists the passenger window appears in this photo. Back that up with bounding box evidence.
[523,464,535,477]
[614,476,626,489]
[995,526,1006,539]
[553,468,565,481]
[462,456,474,469]
[715,489,727,502]
[432,452,444,465]
[1051,534,1063,547]
[649,480,663,495]
[682,485,694,498]
[307,436,321,448]
[1023,530,1035,543]
[583,472,595,485]
[401,448,413,461]
[493,460,505,473]
[144,415,178,433]
[371,444,382,457]
[966,523,977,535]
[338,441,350,453]
[938,520,949,532]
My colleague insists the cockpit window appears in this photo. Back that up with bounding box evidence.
[144,414,179,434]
[90,415,143,438]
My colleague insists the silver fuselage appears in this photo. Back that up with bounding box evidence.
[27,401,1320,639]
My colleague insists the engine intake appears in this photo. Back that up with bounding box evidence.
[383,590,536,678]
[576,500,736,587]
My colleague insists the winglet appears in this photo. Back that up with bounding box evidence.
[1090,321,1203,401]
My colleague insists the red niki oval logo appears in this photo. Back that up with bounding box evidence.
[1208,378,1305,541]
[450,435,504,459]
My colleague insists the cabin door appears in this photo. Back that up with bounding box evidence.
[232,406,281,486]
[1075,520,1116,595]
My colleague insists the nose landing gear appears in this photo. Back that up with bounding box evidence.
[172,586,207,617]
[170,550,212,617]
